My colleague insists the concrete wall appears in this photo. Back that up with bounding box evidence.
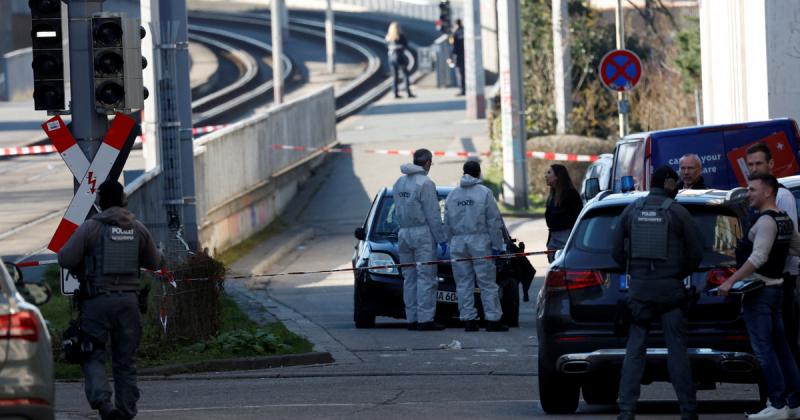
[700,0,800,124]
[126,86,337,254]
[1,48,33,101]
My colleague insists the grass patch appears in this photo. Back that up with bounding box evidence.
[216,219,286,267]
[39,263,312,379]
[482,165,546,216]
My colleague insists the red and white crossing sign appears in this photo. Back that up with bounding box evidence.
[41,113,139,252]
[599,49,642,92]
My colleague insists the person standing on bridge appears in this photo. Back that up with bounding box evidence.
[385,21,415,99]
[58,180,162,420]
[444,160,508,332]
[393,149,448,331]
[448,18,466,96]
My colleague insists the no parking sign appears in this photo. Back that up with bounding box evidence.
[599,49,642,92]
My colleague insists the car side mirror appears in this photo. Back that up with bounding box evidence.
[584,177,601,200]
[621,176,635,193]
[4,262,51,306]
[354,227,366,241]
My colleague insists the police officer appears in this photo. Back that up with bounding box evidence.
[58,180,162,420]
[393,149,449,331]
[444,161,507,332]
[612,165,703,420]
[720,173,800,419]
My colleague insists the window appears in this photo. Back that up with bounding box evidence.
[371,195,448,237]
[613,140,645,191]
[571,205,742,258]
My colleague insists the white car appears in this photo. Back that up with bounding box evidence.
[581,153,613,201]
[0,260,54,419]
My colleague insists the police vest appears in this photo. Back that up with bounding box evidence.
[747,210,793,279]
[83,223,141,291]
[629,197,673,262]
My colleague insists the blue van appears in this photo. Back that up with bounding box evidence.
[609,118,800,192]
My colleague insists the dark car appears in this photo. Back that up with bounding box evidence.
[352,186,535,328]
[536,188,763,414]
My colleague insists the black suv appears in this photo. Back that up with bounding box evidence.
[536,189,762,414]
[352,186,535,328]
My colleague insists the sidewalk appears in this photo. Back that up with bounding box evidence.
[225,73,551,363]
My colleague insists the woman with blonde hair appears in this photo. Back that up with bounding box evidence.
[385,21,414,98]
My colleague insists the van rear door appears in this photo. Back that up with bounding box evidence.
[611,137,645,191]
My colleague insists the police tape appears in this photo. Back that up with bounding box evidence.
[271,144,599,162]
[0,125,231,157]
[16,250,551,282]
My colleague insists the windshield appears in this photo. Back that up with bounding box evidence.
[371,195,447,237]
[571,205,742,261]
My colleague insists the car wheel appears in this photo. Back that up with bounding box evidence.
[538,360,580,414]
[582,378,619,405]
[500,277,520,327]
[354,280,375,329]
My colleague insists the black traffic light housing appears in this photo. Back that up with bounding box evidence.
[91,13,147,114]
[29,0,66,111]
[437,0,452,34]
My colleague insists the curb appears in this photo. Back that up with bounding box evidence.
[138,351,334,377]
[246,228,314,288]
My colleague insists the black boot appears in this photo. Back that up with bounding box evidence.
[417,321,446,331]
[486,321,509,332]
[464,320,479,332]
[407,322,418,331]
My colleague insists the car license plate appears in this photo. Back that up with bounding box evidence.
[437,291,458,303]
[619,274,691,290]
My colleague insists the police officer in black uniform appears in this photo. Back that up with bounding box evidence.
[612,166,704,420]
[58,180,162,420]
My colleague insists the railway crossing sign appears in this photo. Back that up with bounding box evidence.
[599,49,642,92]
[41,113,139,252]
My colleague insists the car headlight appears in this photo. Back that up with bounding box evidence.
[368,252,399,275]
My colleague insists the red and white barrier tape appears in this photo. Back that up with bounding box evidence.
[0,145,58,157]
[272,144,598,162]
[0,125,231,157]
[16,250,549,280]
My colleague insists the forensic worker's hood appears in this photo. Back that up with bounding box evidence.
[91,207,136,229]
[400,163,427,175]
[459,174,482,188]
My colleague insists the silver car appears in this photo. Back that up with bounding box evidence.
[0,261,54,420]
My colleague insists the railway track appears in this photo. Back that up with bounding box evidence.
[1,10,429,262]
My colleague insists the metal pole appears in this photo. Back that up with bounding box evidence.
[141,0,159,172]
[464,0,486,119]
[325,0,335,73]
[67,0,109,165]
[155,0,199,254]
[272,0,284,104]
[552,0,571,134]
[615,0,629,138]
[497,0,527,208]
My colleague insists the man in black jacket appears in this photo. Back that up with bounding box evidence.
[612,165,704,420]
[677,153,707,190]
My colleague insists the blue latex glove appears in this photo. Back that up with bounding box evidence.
[439,242,448,257]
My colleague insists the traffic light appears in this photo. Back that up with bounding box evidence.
[91,13,147,114]
[436,0,451,34]
[29,0,65,111]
